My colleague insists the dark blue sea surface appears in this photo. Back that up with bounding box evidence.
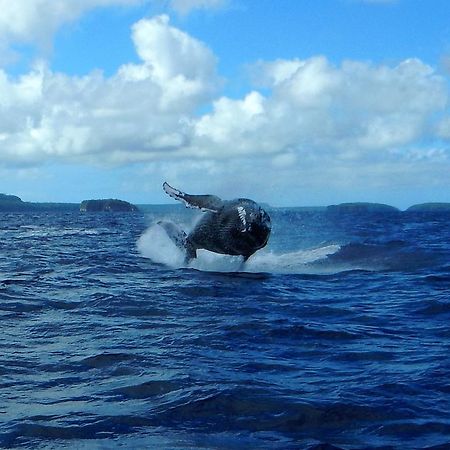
[1,207,449,449]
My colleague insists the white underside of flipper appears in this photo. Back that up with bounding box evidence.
[163,182,191,209]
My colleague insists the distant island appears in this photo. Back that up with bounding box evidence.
[406,203,450,212]
[0,193,78,212]
[0,194,137,212]
[80,199,139,212]
[327,202,400,214]
[0,193,23,208]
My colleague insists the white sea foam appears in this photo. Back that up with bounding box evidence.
[246,245,341,274]
[137,223,340,274]
[137,223,186,268]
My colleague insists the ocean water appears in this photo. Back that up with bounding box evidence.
[0,207,449,449]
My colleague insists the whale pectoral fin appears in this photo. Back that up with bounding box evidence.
[157,220,187,250]
[157,220,198,264]
[183,194,223,212]
[163,182,223,213]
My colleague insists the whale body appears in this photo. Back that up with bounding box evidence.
[159,182,271,263]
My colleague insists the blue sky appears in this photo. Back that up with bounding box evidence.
[1,0,449,207]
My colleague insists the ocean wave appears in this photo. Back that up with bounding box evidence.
[1,210,449,449]
[79,353,137,369]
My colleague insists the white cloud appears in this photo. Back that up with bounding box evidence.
[195,91,267,154]
[0,0,139,42]
[122,14,219,109]
[182,55,448,202]
[0,0,143,63]
[0,11,448,204]
[0,15,220,166]
[194,57,447,158]
[0,0,227,65]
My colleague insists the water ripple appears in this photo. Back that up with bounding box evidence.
[0,210,449,449]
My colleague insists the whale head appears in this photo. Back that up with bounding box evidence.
[235,200,271,251]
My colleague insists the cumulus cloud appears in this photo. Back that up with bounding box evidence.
[0,0,144,63]
[122,14,219,108]
[0,10,448,203]
[197,57,447,157]
[0,15,219,166]
[0,0,227,64]
[185,56,449,201]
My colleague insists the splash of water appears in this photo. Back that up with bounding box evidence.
[137,223,186,268]
[137,223,340,274]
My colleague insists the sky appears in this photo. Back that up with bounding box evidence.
[0,0,449,208]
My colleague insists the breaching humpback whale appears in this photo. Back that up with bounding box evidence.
[159,182,271,264]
